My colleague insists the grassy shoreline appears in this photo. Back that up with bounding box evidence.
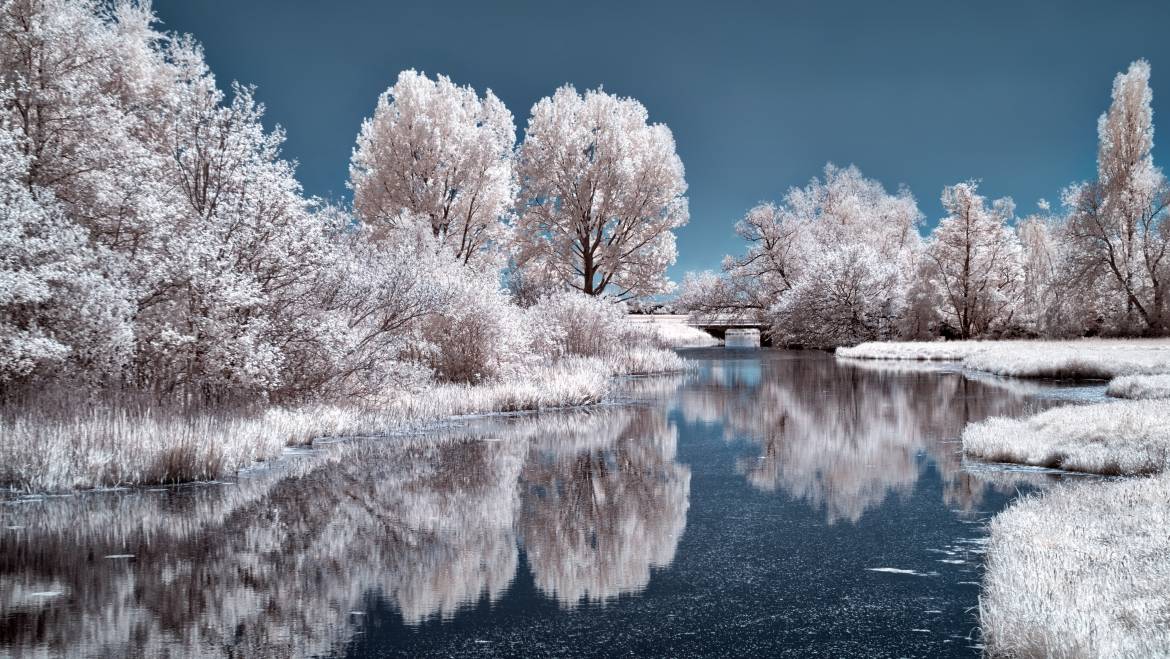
[981,475,1170,657]
[0,348,691,494]
[838,338,1170,380]
[962,399,1170,476]
[845,339,1170,655]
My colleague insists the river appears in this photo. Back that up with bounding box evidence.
[0,349,1103,657]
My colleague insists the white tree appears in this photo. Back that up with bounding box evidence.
[681,164,921,346]
[1064,59,1170,334]
[349,70,516,266]
[0,116,131,382]
[681,202,803,320]
[1016,199,1077,335]
[0,0,154,240]
[771,243,906,347]
[925,182,1025,339]
[0,0,147,386]
[677,269,756,319]
[311,225,460,395]
[0,0,367,403]
[515,86,688,299]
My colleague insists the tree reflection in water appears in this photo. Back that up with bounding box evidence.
[0,404,689,656]
[675,352,1057,523]
[518,408,689,607]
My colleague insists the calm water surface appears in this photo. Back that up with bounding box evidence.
[0,350,1103,657]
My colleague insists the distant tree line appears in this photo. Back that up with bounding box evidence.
[681,60,1170,347]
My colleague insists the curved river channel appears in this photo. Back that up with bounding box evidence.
[0,349,1104,657]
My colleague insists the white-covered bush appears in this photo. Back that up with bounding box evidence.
[424,264,532,384]
[771,243,905,347]
[527,290,628,358]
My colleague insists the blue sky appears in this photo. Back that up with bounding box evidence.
[153,0,1170,282]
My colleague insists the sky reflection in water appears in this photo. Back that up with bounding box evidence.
[0,350,1096,657]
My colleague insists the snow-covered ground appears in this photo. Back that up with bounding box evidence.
[981,475,1170,657]
[836,340,989,361]
[839,338,1170,379]
[963,399,1170,475]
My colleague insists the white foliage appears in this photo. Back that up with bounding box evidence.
[524,291,689,375]
[138,80,335,398]
[0,110,132,381]
[422,255,532,383]
[1015,207,1073,335]
[515,86,688,298]
[924,181,1025,338]
[771,242,906,347]
[0,1,689,492]
[0,0,343,400]
[1063,59,1170,334]
[350,70,516,266]
[527,290,629,358]
[684,164,922,347]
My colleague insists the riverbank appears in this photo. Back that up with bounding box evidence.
[0,342,694,493]
[0,348,1048,657]
[839,338,1170,654]
[981,474,1170,657]
[962,388,1170,653]
[840,338,1170,474]
[838,338,1170,379]
[962,399,1170,475]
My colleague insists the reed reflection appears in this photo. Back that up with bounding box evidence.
[0,402,689,656]
[0,434,527,656]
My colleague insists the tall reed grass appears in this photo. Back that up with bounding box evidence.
[0,356,641,492]
[981,475,1170,657]
[839,338,1170,379]
[1107,373,1170,400]
[962,399,1170,476]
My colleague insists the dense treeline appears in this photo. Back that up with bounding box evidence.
[682,60,1170,347]
[0,0,690,408]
